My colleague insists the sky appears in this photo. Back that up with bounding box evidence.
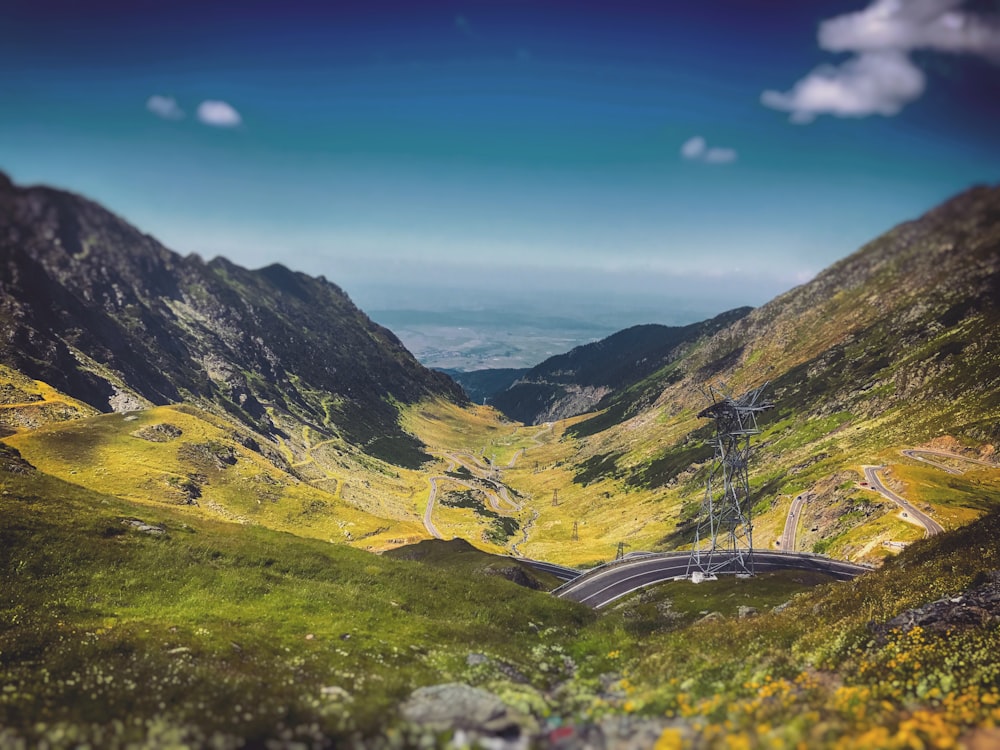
[2,0,999,323]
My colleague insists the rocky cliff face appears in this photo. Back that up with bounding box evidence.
[0,172,465,467]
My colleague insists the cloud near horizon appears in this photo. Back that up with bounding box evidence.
[680,136,737,164]
[763,0,1000,123]
[762,51,925,123]
[146,95,184,120]
[196,100,243,128]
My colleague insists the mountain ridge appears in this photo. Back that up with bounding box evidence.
[481,308,752,425]
[545,182,1000,561]
[0,172,465,467]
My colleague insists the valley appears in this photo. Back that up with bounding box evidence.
[2,172,1000,748]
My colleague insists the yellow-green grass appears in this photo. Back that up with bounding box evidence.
[403,401,949,567]
[9,367,996,573]
[384,537,563,590]
[4,432,1000,747]
[401,399,514,453]
[406,394,1000,569]
[401,401,543,551]
[259,406,435,539]
[610,509,1000,750]
[823,505,925,563]
[2,404,420,550]
[891,461,1000,529]
[0,463,598,746]
[606,569,839,633]
[0,364,97,433]
[428,491,503,548]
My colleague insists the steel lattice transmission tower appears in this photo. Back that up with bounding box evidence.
[687,382,774,579]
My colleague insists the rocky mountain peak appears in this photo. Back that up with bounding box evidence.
[0,173,464,467]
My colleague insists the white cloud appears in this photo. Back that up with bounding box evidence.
[703,147,738,164]
[146,95,184,120]
[680,136,706,159]
[197,100,242,128]
[761,51,925,123]
[819,0,1000,59]
[764,0,1000,123]
[681,135,737,164]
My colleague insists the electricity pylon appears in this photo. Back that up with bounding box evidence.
[687,382,773,578]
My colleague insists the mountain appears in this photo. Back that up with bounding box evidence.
[546,183,1000,560]
[3,172,998,566]
[483,309,752,425]
[0,172,464,468]
[3,176,1000,749]
[437,367,529,404]
[576,183,1000,445]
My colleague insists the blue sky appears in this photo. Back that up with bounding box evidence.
[2,0,999,320]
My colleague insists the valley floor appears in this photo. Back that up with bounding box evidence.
[3,375,1000,748]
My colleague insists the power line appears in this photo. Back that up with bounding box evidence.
[686,382,773,579]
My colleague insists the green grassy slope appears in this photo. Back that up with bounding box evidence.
[606,508,1000,749]
[4,443,1000,748]
[0,456,597,746]
[0,364,98,436]
[523,184,1000,563]
[1,402,427,548]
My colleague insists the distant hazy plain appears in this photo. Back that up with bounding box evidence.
[368,290,724,370]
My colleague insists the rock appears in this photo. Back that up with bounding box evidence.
[0,445,34,475]
[870,570,1000,642]
[496,661,530,684]
[108,387,147,413]
[598,672,626,701]
[738,606,758,619]
[131,423,183,442]
[598,715,692,750]
[696,611,724,624]
[542,716,693,750]
[121,518,167,536]
[178,441,238,469]
[400,683,529,749]
[467,653,490,666]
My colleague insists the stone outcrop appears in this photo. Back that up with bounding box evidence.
[872,570,1000,642]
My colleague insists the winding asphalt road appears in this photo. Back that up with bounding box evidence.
[779,494,807,551]
[422,472,518,538]
[901,449,996,474]
[421,424,552,540]
[863,465,944,536]
[553,551,870,609]
[423,477,444,539]
[511,556,581,582]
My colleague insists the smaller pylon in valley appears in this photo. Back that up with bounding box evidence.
[572,520,579,541]
[552,489,559,506]
[686,382,774,579]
